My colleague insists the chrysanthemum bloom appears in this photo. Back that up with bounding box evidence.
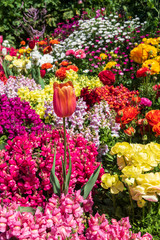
[43,46,52,54]
[98,70,115,86]
[41,63,53,70]
[136,67,151,78]
[49,39,60,45]
[130,44,148,64]
[55,67,67,80]
[142,59,160,75]
[145,110,160,127]
[153,122,160,136]
[53,81,76,117]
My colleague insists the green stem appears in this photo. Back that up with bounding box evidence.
[128,187,134,221]
[112,194,116,214]
[142,206,145,226]
[63,117,67,193]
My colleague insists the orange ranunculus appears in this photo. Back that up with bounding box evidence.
[50,39,60,45]
[43,46,52,54]
[145,110,160,127]
[116,106,139,125]
[60,61,70,67]
[153,122,160,136]
[66,65,79,72]
[41,63,53,70]
[20,40,26,45]
[37,40,47,46]
[124,127,135,136]
[55,67,67,80]
[53,81,76,117]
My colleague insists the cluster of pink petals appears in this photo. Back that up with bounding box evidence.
[0,191,152,240]
[0,129,104,207]
[66,49,86,59]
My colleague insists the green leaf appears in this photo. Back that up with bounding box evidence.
[37,68,45,89]
[65,147,72,194]
[16,206,36,215]
[81,163,102,199]
[50,146,61,196]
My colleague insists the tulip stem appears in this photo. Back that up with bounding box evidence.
[63,117,67,194]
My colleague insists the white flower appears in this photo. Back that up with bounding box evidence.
[26,61,32,69]
[2,48,7,56]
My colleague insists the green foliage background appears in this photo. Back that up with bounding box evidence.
[0,0,159,45]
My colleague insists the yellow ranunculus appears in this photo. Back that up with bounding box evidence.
[142,59,160,74]
[121,165,142,178]
[130,44,148,64]
[101,173,124,194]
[19,48,27,54]
[4,55,13,61]
[103,61,117,70]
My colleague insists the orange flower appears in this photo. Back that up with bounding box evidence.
[116,106,139,125]
[37,41,47,46]
[41,63,53,70]
[145,110,160,127]
[43,46,52,54]
[60,61,70,67]
[153,122,160,136]
[55,67,67,80]
[50,39,60,45]
[66,65,79,72]
[131,95,141,104]
[53,81,76,117]
[20,41,26,45]
[130,44,148,64]
[124,127,135,136]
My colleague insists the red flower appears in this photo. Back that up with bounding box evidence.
[98,70,115,86]
[55,67,67,80]
[116,106,139,125]
[41,63,53,70]
[29,40,35,49]
[145,110,160,127]
[124,127,135,136]
[66,65,79,72]
[40,69,46,78]
[136,67,151,78]
[43,46,52,54]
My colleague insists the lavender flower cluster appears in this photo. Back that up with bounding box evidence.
[44,98,120,156]
[0,75,41,98]
[0,94,45,139]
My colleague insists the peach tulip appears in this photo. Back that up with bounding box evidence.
[53,81,76,117]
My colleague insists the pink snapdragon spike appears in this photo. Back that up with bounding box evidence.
[0,35,3,44]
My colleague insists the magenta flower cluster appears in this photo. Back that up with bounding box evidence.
[0,94,44,139]
[0,191,152,239]
[0,128,104,207]
[140,97,152,107]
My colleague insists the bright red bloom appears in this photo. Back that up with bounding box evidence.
[66,65,79,72]
[98,70,115,86]
[40,69,46,78]
[29,40,35,49]
[145,110,160,127]
[41,63,53,70]
[43,46,52,54]
[136,67,151,78]
[53,81,76,117]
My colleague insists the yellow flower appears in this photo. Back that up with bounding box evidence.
[145,45,157,58]
[100,53,107,60]
[4,55,13,61]
[137,199,146,208]
[12,59,24,69]
[19,48,27,54]
[142,59,160,74]
[101,173,124,194]
[103,61,117,70]
[121,165,142,178]
[130,44,148,64]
